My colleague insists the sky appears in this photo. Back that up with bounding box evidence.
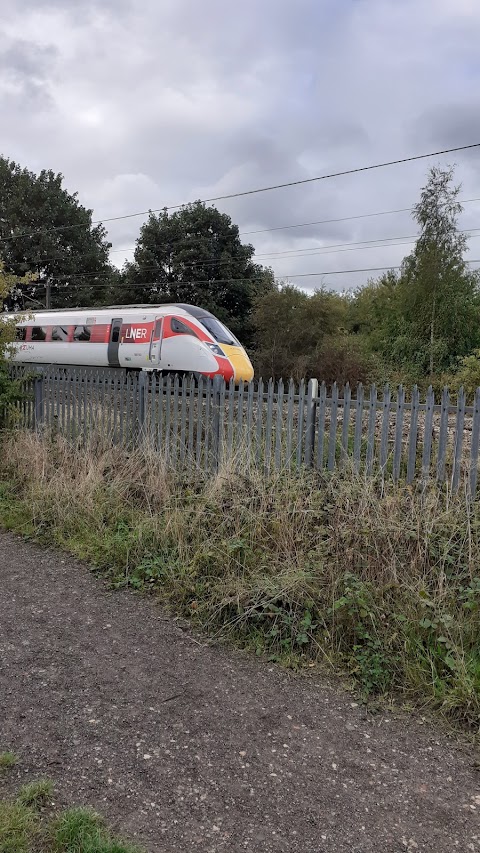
[2,0,480,293]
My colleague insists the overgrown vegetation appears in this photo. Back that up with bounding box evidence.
[1,431,479,729]
[0,262,33,427]
[0,759,141,852]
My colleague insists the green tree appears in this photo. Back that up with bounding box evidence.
[0,262,33,425]
[117,202,275,344]
[0,156,115,310]
[252,284,368,382]
[396,166,480,376]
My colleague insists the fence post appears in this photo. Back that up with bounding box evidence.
[34,368,44,431]
[304,378,318,467]
[211,374,223,472]
[138,370,147,438]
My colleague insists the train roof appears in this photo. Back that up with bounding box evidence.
[1,303,217,321]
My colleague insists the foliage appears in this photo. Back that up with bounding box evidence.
[451,349,480,397]
[252,284,372,382]
[0,752,17,771]
[17,780,53,808]
[0,781,142,853]
[0,156,115,310]
[2,431,480,728]
[348,167,480,380]
[0,262,33,426]
[117,201,275,344]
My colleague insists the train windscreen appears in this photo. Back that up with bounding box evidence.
[199,317,239,346]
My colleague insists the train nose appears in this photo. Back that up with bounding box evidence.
[222,345,254,382]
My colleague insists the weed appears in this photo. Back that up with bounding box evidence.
[1,431,480,727]
[0,752,17,771]
[52,807,141,853]
[17,779,53,808]
[0,801,36,853]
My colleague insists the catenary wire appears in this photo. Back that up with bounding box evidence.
[1,142,480,244]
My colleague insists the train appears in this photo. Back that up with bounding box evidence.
[4,303,255,383]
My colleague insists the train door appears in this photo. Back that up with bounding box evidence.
[108,317,122,367]
[148,316,163,367]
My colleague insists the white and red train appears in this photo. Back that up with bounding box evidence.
[5,303,254,382]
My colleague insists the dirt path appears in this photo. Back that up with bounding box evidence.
[0,533,479,852]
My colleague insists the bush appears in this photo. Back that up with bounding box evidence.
[1,431,480,728]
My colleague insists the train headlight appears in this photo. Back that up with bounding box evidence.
[206,342,226,357]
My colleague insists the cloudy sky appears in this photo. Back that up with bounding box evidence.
[2,0,480,292]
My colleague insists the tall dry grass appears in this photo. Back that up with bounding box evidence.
[1,430,479,728]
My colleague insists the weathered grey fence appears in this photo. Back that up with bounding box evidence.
[8,364,480,495]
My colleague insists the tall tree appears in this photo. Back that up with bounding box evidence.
[116,202,275,343]
[0,262,34,424]
[0,157,115,310]
[397,166,480,375]
[252,284,358,381]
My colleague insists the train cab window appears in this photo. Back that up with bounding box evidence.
[31,326,47,341]
[171,318,197,336]
[15,327,26,341]
[73,325,91,342]
[52,325,69,342]
[198,317,238,346]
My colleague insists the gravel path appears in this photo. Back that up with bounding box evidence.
[0,532,479,852]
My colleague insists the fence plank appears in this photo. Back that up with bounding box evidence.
[380,385,391,473]
[227,378,235,460]
[469,388,480,497]
[366,384,377,476]
[452,386,466,493]
[265,378,274,473]
[353,384,364,472]
[245,380,255,463]
[286,379,295,465]
[195,375,204,468]
[204,378,212,471]
[316,382,327,470]
[296,380,305,468]
[274,378,284,470]
[305,378,318,467]
[436,387,450,483]
[327,383,339,471]
[393,385,405,483]
[407,385,420,485]
[255,379,265,467]
[180,377,188,463]
[341,383,351,464]
[421,386,435,482]
[165,375,172,462]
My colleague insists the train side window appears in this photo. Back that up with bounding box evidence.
[154,319,162,337]
[111,325,120,343]
[171,318,197,336]
[73,325,91,342]
[31,326,47,341]
[15,327,27,341]
[52,325,69,342]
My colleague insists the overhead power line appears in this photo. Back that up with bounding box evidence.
[21,257,480,295]
[2,142,480,245]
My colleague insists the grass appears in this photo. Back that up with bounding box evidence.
[0,754,17,772]
[0,781,141,853]
[1,430,480,730]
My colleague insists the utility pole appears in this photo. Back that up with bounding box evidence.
[45,281,51,310]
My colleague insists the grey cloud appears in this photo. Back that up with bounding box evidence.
[3,0,480,292]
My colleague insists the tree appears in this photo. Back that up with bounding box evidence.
[252,284,361,381]
[116,202,275,344]
[396,166,480,375]
[0,157,115,310]
[0,262,34,425]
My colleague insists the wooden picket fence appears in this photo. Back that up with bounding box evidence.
[7,363,480,494]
